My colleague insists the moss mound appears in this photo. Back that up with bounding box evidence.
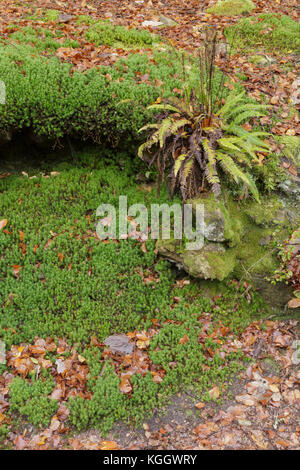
[207,0,255,16]
[225,14,300,53]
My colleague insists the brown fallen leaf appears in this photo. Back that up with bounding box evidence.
[287,298,300,309]
[119,378,132,394]
[208,386,220,400]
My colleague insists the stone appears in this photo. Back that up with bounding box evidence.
[249,55,277,67]
[141,20,163,28]
[157,190,300,284]
[157,238,236,280]
[0,130,12,146]
[104,334,133,355]
[291,78,300,106]
[58,14,74,23]
[158,15,177,27]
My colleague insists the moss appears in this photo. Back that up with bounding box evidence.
[225,14,300,53]
[42,9,60,22]
[205,249,237,280]
[207,0,255,16]
[245,197,284,227]
[232,227,279,277]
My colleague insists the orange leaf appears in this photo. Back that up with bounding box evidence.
[99,441,118,450]
[179,334,189,344]
[0,219,7,230]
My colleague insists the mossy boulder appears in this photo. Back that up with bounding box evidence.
[157,239,236,281]
[157,192,299,281]
[207,0,255,16]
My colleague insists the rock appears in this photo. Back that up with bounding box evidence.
[158,15,177,27]
[190,195,238,243]
[0,129,12,146]
[291,78,300,105]
[279,178,300,202]
[142,20,163,28]
[157,238,236,280]
[249,55,277,67]
[103,334,133,355]
[58,13,74,23]
[0,341,6,364]
[157,192,300,283]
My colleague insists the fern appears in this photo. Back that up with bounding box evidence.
[217,151,260,201]
[138,38,273,202]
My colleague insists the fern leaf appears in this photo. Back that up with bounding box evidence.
[138,133,159,158]
[138,123,160,133]
[148,103,181,113]
[169,118,190,136]
[225,103,269,120]
[232,110,266,126]
[216,91,245,118]
[216,152,260,202]
[174,153,187,177]
[183,159,194,180]
[158,118,173,148]
[218,136,243,152]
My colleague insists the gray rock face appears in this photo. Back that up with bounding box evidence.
[103,334,133,355]
[203,207,226,242]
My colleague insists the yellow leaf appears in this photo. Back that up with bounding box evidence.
[99,441,118,450]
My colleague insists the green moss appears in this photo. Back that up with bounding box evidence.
[205,250,237,280]
[225,14,300,53]
[0,41,196,143]
[8,26,80,52]
[245,197,284,227]
[85,20,158,48]
[207,0,255,16]
[43,9,60,22]
[9,376,58,428]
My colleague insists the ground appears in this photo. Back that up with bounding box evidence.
[0,0,299,451]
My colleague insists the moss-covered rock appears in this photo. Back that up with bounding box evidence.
[207,0,255,16]
[157,239,236,281]
[157,192,299,281]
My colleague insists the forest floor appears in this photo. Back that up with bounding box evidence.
[0,0,299,450]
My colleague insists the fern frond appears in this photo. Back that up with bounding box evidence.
[158,118,174,148]
[138,123,160,133]
[169,118,190,136]
[232,110,266,126]
[218,136,243,152]
[216,91,245,118]
[216,152,260,202]
[225,103,269,120]
[224,125,271,150]
[274,135,300,165]
[174,153,187,177]
[183,158,194,180]
[148,103,181,113]
[138,133,159,158]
